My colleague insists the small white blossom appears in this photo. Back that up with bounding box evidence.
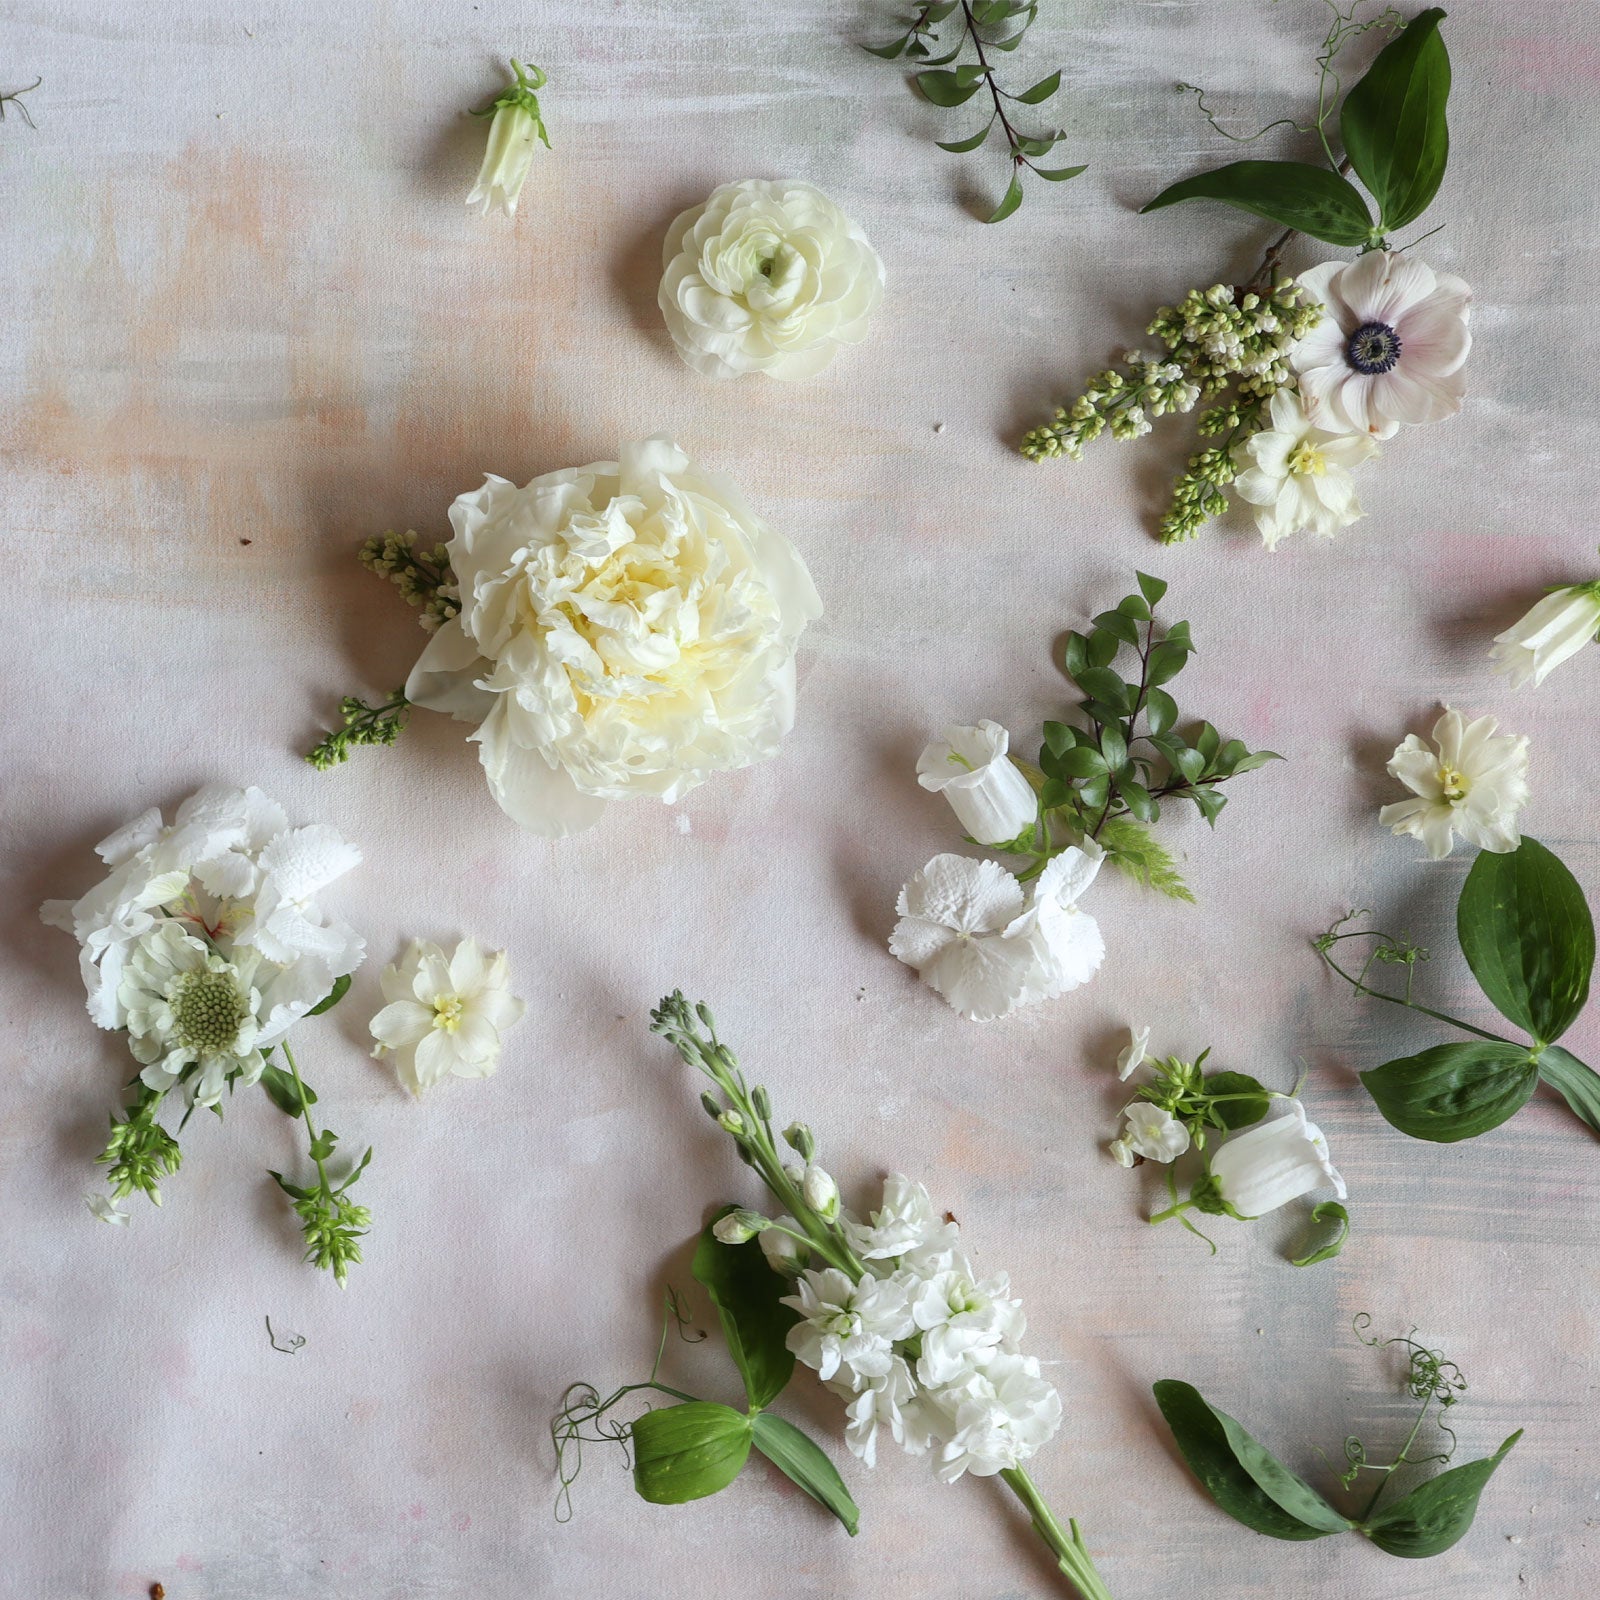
[917,720,1038,847]
[781,1268,915,1385]
[802,1164,840,1221]
[86,1194,130,1227]
[1208,1100,1346,1219]
[907,1255,1026,1387]
[1115,1103,1190,1165]
[466,61,549,218]
[1233,388,1378,549]
[1490,585,1600,689]
[1108,1137,1136,1169]
[369,937,525,1095]
[833,1357,933,1467]
[1117,1025,1152,1082]
[842,1173,956,1262]
[1378,707,1530,860]
[758,1214,806,1274]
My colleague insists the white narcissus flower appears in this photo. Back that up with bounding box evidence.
[659,179,884,380]
[1490,585,1600,689]
[1116,1103,1191,1165]
[933,1351,1063,1482]
[1232,388,1378,548]
[404,437,822,837]
[1379,707,1531,860]
[1208,1100,1346,1219]
[843,1173,957,1262]
[369,938,525,1095]
[781,1268,915,1385]
[916,721,1038,847]
[466,60,549,218]
[1292,252,1472,440]
[1117,1025,1152,1082]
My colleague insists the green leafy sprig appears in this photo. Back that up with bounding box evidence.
[866,2,1083,222]
[1011,573,1280,900]
[1155,1318,1521,1558]
[1317,837,1599,1144]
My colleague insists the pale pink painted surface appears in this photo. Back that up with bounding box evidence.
[2,2,1598,1596]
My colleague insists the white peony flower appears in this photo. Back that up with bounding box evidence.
[1292,252,1472,440]
[933,1351,1063,1482]
[1114,1103,1191,1165]
[1232,388,1378,548]
[404,436,822,837]
[466,60,549,219]
[1378,707,1530,860]
[1490,585,1600,689]
[906,1255,1026,1387]
[658,179,884,380]
[86,1193,131,1227]
[1117,1025,1152,1082]
[1208,1099,1346,1219]
[916,721,1038,847]
[782,1267,915,1386]
[843,1173,958,1262]
[369,938,525,1096]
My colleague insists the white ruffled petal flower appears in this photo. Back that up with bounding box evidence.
[1490,585,1600,689]
[659,179,884,380]
[842,1173,958,1262]
[1232,388,1377,548]
[933,1351,1063,1482]
[781,1268,915,1386]
[1378,706,1530,859]
[917,721,1038,847]
[1117,1025,1152,1082]
[1208,1100,1346,1219]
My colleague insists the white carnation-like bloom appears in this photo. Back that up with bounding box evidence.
[404,437,822,837]
[1208,1100,1346,1219]
[834,1357,934,1467]
[659,178,884,380]
[1378,706,1530,860]
[906,1255,1027,1388]
[1233,388,1378,548]
[369,938,525,1096]
[782,1268,915,1386]
[843,1173,957,1262]
[934,1351,1064,1483]
[1292,252,1472,440]
[1110,1103,1191,1166]
[1490,585,1600,689]
[917,720,1038,847]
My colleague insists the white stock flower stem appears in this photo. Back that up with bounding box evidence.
[1000,1466,1116,1600]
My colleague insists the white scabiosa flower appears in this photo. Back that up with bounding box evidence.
[1117,1025,1152,1082]
[659,179,884,380]
[781,1268,915,1385]
[466,60,550,218]
[1379,706,1531,860]
[1208,1100,1346,1219]
[1232,388,1378,548]
[916,721,1038,847]
[369,938,525,1096]
[1114,1103,1190,1165]
[934,1351,1064,1482]
[1292,252,1472,440]
[1490,584,1600,689]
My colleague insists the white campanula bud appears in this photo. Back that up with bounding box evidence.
[916,721,1037,848]
[467,61,550,219]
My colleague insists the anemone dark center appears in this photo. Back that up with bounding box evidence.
[1346,321,1402,375]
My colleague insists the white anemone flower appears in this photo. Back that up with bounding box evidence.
[1292,252,1472,440]
[1233,388,1378,548]
[917,720,1039,846]
[1490,585,1600,689]
[1114,1103,1190,1165]
[1208,1100,1346,1219]
[369,938,526,1096]
[1117,1025,1152,1082]
[781,1268,915,1385]
[1378,707,1530,860]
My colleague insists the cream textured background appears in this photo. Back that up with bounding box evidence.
[3,2,1598,1596]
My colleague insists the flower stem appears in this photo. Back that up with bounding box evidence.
[1316,942,1514,1045]
[281,1043,331,1194]
[1357,1395,1432,1524]
[999,1468,1115,1600]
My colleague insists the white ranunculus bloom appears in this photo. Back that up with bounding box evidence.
[466,60,549,218]
[404,437,822,837]
[1293,252,1472,440]
[1233,388,1378,548]
[933,1351,1063,1482]
[1378,706,1530,860]
[1490,585,1600,689]
[659,179,885,380]
[1117,1103,1191,1165]
[1208,1100,1346,1219]
[1117,1025,1152,1082]
[917,720,1038,846]
[843,1173,957,1262]
[781,1268,915,1385]
[369,938,525,1096]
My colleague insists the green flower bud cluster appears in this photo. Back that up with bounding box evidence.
[97,1094,182,1203]
[1146,278,1319,399]
[305,688,411,771]
[359,530,461,635]
[283,1187,370,1288]
[1020,352,1201,463]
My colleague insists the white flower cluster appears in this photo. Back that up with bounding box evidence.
[43,786,363,1109]
[776,1175,1062,1482]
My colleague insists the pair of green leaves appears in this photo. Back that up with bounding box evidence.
[1142,8,1450,247]
[1361,839,1598,1143]
[629,1213,858,1534]
[257,975,349,1117]
[1154,1380,1519,1558]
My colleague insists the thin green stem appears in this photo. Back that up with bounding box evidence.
[281,1043,331,1194]
[1357,1396,1431,1523]
[999,1467,1115,1600]
[1317,943,1514,1045]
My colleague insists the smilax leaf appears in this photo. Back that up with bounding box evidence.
[693,1210,797,1410]
[631,1401,752,1505]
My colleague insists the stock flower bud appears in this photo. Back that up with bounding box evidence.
[802,1164,839,1221]
[758,1215,807,1275]
[717,1110,746,1136]
[712,1210,768,1245]
[783,1121,816,1161]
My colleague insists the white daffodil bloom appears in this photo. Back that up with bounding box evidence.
[1490,585,1600,689]
[466,60,549,218]
[1208,1100,1346,1219]
[369,937,526,1096]
[1116,1103,1191,1165]
[917,721,1038,846]
[934,1351,1063,1482]
[86,1194,131,1227]
[907,1256,1027,1387]
[1379,706,1531,860]
[1117,1024,1152,1082]
[781,1268,915,1385]
[843,1172,957,1262]
[1233,388,1378,548]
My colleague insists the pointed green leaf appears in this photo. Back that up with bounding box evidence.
[1361,1040,1539,1143]
[693,1211,797,1410]
[1537,1045,1600,1136]
[631,1401,752,1505]
[1364,1432,1521,1557]
[1146,640,1191,687]
[750,1413,859,1534]
[1291,1201,1350,1268]
[1032,162,1087,182]
[1141,161,1375,248]
[1137,571,1168,607]
[308,973,351,1016]
[986,171,1025,223]
[1012,69,1061,105]
[1092,609,1141,646]
[259,1063,317,1118]
[1205,1071,1270,1131]
[937,119,995,153]
[1145,688,1178,738]
[917,69,983,107]
[862,38,908,60]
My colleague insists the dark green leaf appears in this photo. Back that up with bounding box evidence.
[1078,774,1109,810]
[1172,745,1206,783]
[1194,722,1221,764]
[1012,69,1061,104]
[1164,619,1193,651]
[1291,1201,1350,1268]
[1206,1071,1270,1131]
[1537,1045,1600,1136]
[1340,7,1450,232]
[986,171,1025,223]
[1121,777,1155,822]
[1032,162,1087,182]
[937,120,996,153]
[916,70,984,107]
[1041,720,1074,757]
[1145,688,1178,738]
[693,1211,798,1410]
[1092,609,1141,646]
[268,1170,312,1201]
[862,38,908,60]
[1086,627,1121,669]
[1141,161,1376,248]
[1188,786,1227,826]
[307,1129,338,1163]
[1077,667,1132,713]
[1099,724,1128,772]
[1231,750,1283,774]
[1039,777,1069,811]
[1364,1432,1521,1558]
[750,1413,859,1534]
[1213,739,1247,778]
[308,973,351,1016]
[1146,641,1191,687]
[1153,1380,1348,1541]
[259,1063,316,1118]
[1137,571,1168,607]
[1116,593,1151,622]
[631,1401,753,1505]
[1048,746,1106,780]
[1457,837,1594,1046]
[1062,631,1089,679]
[1361,1041,1539,1143]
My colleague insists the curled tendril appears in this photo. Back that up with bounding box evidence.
[552,1381,639,1524]
[1345,1315,1468,1480]
[664,1283,706,1345]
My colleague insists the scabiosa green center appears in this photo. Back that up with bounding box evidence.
[170,967,249,1054]
[1346,320,1402,375]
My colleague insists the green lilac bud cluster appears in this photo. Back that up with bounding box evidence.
[305,689,411,771]
[285,1188,370,1288]
[359,530,461,635]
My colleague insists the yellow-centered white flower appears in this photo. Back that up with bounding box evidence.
[1379,706,1530,860]
[369,938,525,1095]
[1233,388,1378,548]
[1490,585,1600,689]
